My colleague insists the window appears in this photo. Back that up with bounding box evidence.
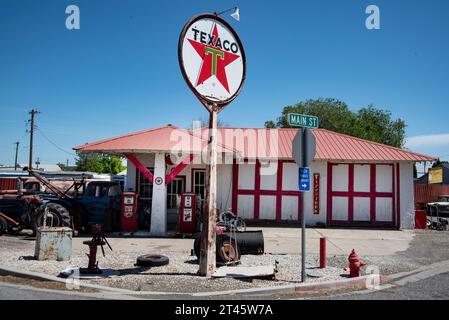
[167,177,185,209]
[86,184,110,198]
[193,169,206,200]
[138,168,154,201]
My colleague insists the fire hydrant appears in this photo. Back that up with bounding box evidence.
[345,249,366,277]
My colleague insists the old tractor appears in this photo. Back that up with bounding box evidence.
[0,193,70,236]
[25,169,122,234]
[0,169,122,236]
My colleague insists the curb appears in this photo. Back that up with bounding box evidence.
[0,264,389,297]
[0,265,143,295]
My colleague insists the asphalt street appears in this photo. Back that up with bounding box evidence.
[323,272,449,300]
[0,281,96,300]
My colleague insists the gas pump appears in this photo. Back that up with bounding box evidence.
[178,193,196,235]
[120,192,138,232]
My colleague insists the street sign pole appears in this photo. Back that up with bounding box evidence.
[199,105,218,276]
[291,122,317,283]
[301,127,307,282]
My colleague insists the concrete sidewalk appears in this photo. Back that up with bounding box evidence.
[70,227,414,257]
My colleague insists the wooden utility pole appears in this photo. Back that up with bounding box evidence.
[14,141,19,170]
[199,105,218,276]
[28,109,39,169]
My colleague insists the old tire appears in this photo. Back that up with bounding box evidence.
[0,216,7,236]
[216,235,240,264]
[136,254,169,267]
[33,203,71,231]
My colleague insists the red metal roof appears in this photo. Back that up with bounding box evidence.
[74,126,435,162]
[73,126,234,154]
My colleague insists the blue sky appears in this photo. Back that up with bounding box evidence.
[0,0,448,170]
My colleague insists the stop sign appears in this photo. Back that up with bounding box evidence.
[292,128,316,167]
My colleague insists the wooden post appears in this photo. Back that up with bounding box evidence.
[199,105,218,276]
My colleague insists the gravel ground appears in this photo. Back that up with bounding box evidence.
[0,233,423,293]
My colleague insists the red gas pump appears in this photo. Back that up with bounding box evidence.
[178,193,196,235]
[120,192,138,232]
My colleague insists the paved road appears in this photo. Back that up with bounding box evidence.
[0,281,97,300]
[324,272,449,300]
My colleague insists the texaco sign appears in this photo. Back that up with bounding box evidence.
[178,14,246,110]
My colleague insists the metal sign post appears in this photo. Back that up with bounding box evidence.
[291,124,317,282]
[178,13,246,276]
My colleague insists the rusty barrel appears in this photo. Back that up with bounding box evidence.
[224,231,264,255]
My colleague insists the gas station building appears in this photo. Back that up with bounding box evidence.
[74,125,434,236]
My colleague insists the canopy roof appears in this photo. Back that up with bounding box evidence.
[74,125,434,162]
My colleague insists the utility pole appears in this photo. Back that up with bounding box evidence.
[28,109,39,169]
[66,159,69,168]
[199,105,218,277]
[14,141,20,170]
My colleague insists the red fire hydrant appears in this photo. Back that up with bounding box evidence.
[345,249,366,277]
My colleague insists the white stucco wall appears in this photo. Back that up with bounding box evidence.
[399,162,415,229]
[125,160,136,192]
[305,161,328,226]
[126,152,416,230]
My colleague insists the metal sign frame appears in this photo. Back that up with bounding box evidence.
[178,13,247,113]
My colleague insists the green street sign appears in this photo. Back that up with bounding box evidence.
[288,113,319,129]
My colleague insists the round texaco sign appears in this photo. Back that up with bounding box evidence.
[178,14,246,108]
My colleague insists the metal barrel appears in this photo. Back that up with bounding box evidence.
[193,230,265,259]
[222,231,264,255]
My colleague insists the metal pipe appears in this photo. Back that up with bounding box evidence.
[0,211,19,226]
[301,127,306,282]
[320,237,326,268]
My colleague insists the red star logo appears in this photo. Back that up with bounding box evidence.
[188,24,240,93]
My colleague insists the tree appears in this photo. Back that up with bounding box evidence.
[75,152,125,174]
[189,117,229,129]
[264,120,276,128]
[265,98,406,148]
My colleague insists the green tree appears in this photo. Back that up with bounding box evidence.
[266,98,406,148]
[75,152,125,174]
[264,120,276,128]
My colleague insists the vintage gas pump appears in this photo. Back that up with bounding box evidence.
[120,192,138,232]
[178,193,196,235]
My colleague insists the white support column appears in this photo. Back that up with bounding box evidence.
[150,152,167,236]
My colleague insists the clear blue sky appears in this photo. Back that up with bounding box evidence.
[1,0,448,168]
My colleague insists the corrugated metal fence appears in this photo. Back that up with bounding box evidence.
[0,178,18,191]
[415,184,449,205]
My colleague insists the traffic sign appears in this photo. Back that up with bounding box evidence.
[298,167,311,192]
[292,128,316,167]
[288,113,319,129]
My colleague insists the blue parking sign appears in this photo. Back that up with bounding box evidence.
[298,167,311,192]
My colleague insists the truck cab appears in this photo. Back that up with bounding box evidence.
[81,181,122,231]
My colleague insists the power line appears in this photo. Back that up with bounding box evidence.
[36,126,77,157]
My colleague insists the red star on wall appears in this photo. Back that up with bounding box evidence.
[188,24,240,93]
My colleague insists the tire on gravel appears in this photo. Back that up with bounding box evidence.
[33,203,71,231]
[136,254,169,267]
[0,216,7,236]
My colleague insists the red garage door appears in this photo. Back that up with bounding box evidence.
[327,163,397,227]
